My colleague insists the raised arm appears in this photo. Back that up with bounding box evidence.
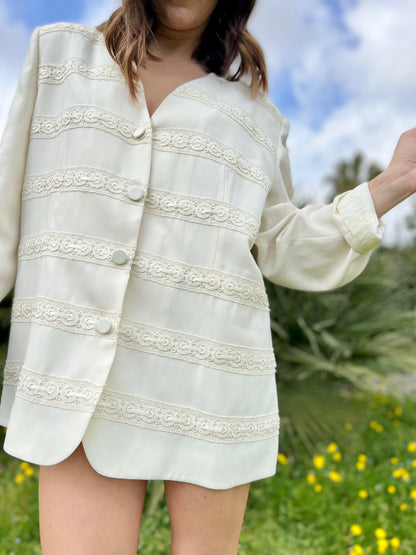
[252,118,416,292]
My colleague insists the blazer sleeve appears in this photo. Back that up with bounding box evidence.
[0,26,40,303]
[252,116,385,291]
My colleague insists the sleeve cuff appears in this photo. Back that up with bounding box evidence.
[332,182,385,254]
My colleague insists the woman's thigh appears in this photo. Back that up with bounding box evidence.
[38,442,148,555]
[164,479,250,555]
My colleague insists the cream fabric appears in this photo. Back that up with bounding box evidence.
[0,22,385,489]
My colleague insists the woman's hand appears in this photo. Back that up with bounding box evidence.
[368,127,416,218]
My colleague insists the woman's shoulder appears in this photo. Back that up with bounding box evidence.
[37,21,103,44]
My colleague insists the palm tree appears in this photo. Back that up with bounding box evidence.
[325,151,383,197]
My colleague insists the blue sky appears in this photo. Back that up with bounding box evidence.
[1,0,416,245]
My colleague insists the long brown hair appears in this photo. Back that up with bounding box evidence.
[95,0,268,103]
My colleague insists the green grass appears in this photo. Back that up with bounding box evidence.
[1,391,416,554]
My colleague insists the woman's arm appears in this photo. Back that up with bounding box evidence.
[252,117,397,292]
[368,128,416,218]
[0,27,39,303]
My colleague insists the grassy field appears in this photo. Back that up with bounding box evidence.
[1,391,416,555]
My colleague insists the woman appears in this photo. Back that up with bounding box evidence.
[0,1,415,554]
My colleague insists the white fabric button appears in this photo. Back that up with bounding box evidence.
[97,318,112,334]
[133,126,146,139]
[112,249,128,265]
[128,186,143,201]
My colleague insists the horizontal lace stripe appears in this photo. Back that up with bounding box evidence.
[30,105,151,144]
[39,57,125,85]
[131,250,269,311]
[173,85,276,154]
[118,318,276,375]
[16,232,268,310]
[144,187,259,242]
[4,363,279,443]
[10,298,276,375]
[21,168,259,242]
[153,128,271,192]
[6,364,102,412]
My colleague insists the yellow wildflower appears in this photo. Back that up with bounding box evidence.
[358,489,368,499]
[277,453,288,465]
[393,420,401,427]
[24,467,34,477]
[14,474,25,484]
[393,468,405,479]
[390,457,399,465]
[390,537,400,551]
[370,420,378,429]
[410,488,416,500]
[387,411,395,419]
[352,545,364,554]
[327,442,338,454]
[377,538,389,554]
[401,470,410,482]
[407,441,416,453]
[314,484,322,493]
[328,470,342,482]
[411,460,416,468]
[386,485,396,494]
[345,422,353,431]
[307,473,317,485]
[399,503,407,511]
[376,424,384,432]
[356,461,366,471]
[19,462,29,471]
[375,528,387,539]
[313,455,325,469]
[357,454,367,463]
[350,524,363,536]
[394,406,402,416]
[333,452,342,462]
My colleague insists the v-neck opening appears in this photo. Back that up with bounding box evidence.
[139,72,214,122]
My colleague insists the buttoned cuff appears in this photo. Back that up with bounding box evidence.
[332,182,385,254]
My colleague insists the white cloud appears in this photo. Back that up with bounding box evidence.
[248,0,416,245]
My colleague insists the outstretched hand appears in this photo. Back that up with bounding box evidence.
[368,128,416,218]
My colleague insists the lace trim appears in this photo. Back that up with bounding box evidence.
[153,128,271,192]
[11,297,121,339]
[12,365,103,412]
[39,22,104,44]
[17,231,136,268]
[173,85,276,154]
[3,361,21,387]
[144,188,259,242]
[30,105,151,145]
[256,94,285,125]
[5,363,279,443]
[10,298,276,375]
[16,231,268,310]
[21,168,259,242]
[118,318,276,376]
[22,166,148,202]
[131,251,269,310]
[39,57,124,85]
[93,389,280,443]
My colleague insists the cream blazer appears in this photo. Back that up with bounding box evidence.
[0,22,384,488]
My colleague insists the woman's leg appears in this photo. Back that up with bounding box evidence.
[164,479,250,555]
[38,442,148,555]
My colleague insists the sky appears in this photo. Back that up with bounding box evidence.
[1,0,415,246]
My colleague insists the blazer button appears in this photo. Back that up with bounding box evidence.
[128,185,143,201]
[97,318,112,334]
[133,126,146,139]
[112,249,128,265]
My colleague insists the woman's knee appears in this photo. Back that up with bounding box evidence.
[38,441,148,555]
[164,479,250,555]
